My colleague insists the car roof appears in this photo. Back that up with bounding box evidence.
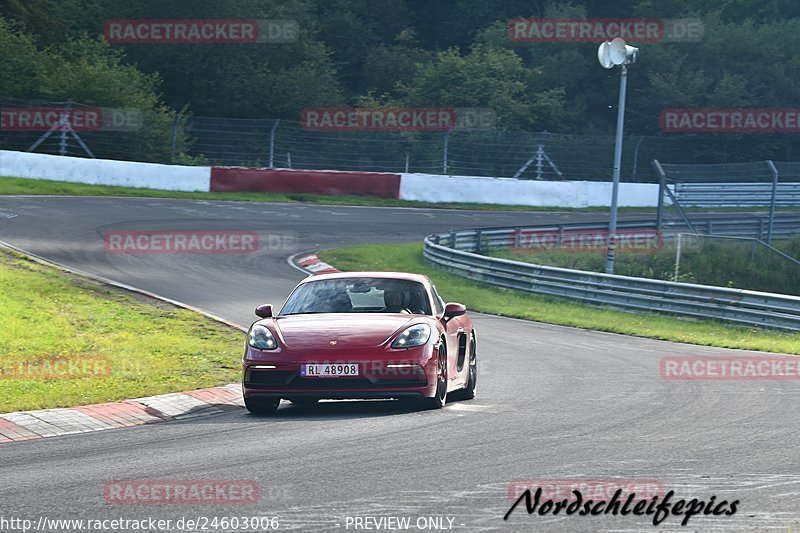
[299,271,431,285]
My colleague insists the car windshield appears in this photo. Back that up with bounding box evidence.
[281,278,431,315]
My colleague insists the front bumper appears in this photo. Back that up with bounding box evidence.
[242,351,436,399]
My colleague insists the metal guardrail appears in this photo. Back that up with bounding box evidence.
[424,215,800,331]
[659,214,800,241]
[673,182,800,207]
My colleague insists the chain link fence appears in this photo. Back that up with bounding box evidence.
[5,96,800,182]
[0,96,190,164]
[186,117,770,181]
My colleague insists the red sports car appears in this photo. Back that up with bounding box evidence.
[242,272,477,414]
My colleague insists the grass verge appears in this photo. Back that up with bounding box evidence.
[0,177,676,214]
[0,248,244,412]
[0,176,601,212]
[319,243,800,354]
[3,176,797,214]
[490,236,800,296]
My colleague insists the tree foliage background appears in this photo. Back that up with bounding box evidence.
[1,0,800,164]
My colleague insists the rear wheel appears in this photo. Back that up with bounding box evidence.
[424,341,448,409]
[244,396,280,415]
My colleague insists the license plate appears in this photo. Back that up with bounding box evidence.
[301,363,359,377]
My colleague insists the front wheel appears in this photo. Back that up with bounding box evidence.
[423,342,448,409]
[244,396,280,415]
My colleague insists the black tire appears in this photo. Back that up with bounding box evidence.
[288,398,320,406]
[244,396,280,415]
[423,341,448,409]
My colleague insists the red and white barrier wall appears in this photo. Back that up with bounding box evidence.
[0,150,210,191]
[398,173,659,208]
[209,167,401,199]
[0,151,662,207]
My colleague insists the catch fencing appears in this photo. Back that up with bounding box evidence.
[7,96,800,181]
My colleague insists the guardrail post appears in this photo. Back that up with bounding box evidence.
[514,227,521,248]
[707,220,713,235]
[268,119,280,169]
[475,230,482,253]
[557,225,564,247]
[766,160,779,244]
[449,231,456,248]
[653,159,667,230]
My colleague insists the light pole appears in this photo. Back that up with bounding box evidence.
[598,38,638,274]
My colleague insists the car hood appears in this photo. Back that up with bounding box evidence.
[269,314,420,349]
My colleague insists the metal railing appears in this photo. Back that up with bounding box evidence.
[424,215,800,331]
[673,183,800,207]
[653,160,800,246]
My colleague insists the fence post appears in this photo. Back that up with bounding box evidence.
[673,232,682,281]
[652,159,666,230]
[405,152,410,173]
[59,99,72,156]
[170,112,180,161]
[631,135,645,180]
[766,160,779,244]
[268,119,280,169]
[442,130,450,175]
[535,145,544,180]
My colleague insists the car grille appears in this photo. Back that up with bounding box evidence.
[246,371,427,389]
[245,370,292,387]
[287,378,379,389]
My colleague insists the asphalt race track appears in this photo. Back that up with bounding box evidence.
[1,196,798,533]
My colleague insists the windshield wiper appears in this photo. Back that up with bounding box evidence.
[282,311,338,316]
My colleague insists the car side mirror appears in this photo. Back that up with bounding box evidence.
[443,302,466,320]
[255,304,273,318]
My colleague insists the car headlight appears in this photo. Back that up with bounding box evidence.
[248,324,278,350]
[391,324,431,349]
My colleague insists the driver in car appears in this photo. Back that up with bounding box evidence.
[383,289,411,313]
